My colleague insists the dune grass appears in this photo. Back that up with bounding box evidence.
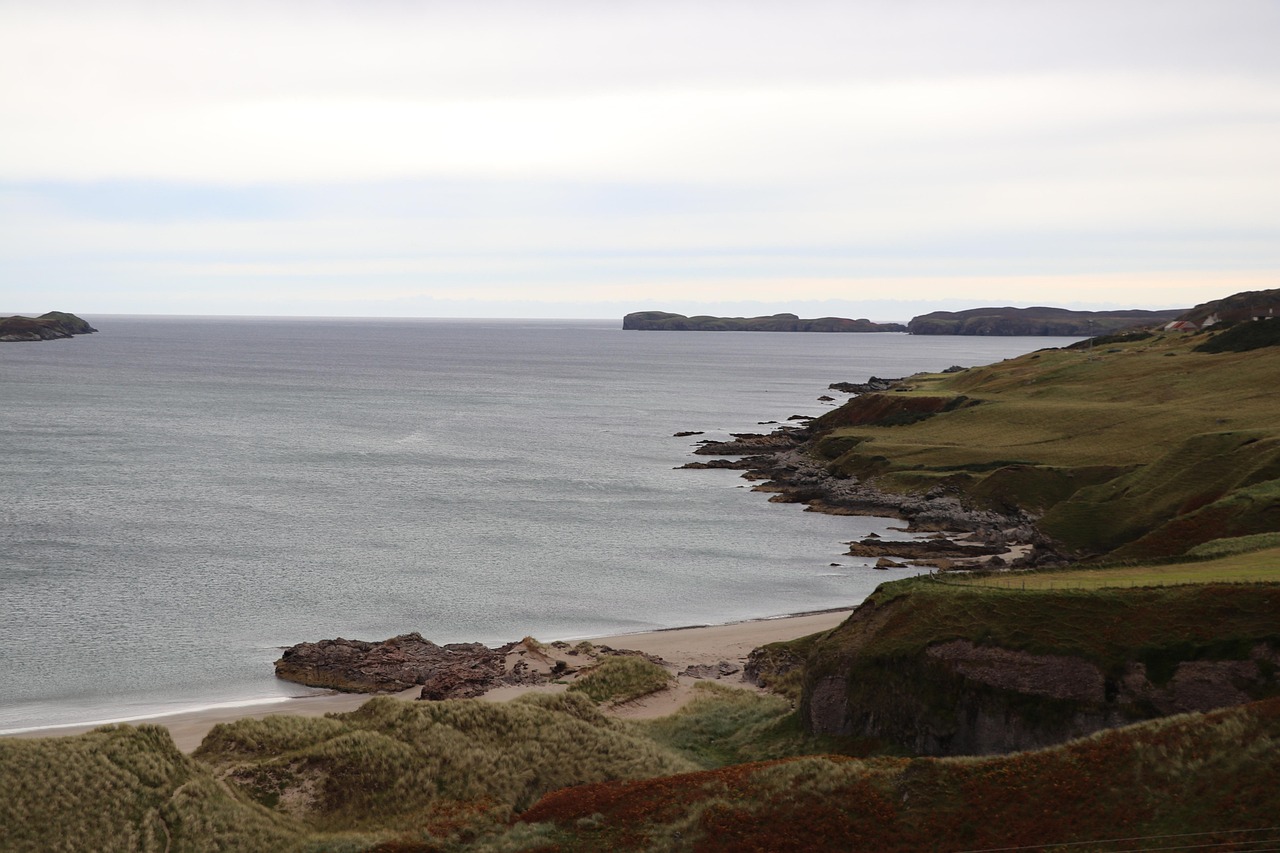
[194,692,695,844]
[566,655,673,705]
[0,724,308,852]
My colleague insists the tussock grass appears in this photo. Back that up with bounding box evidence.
[196,692,695,839]
[0,724,307,852]
[566,655,673,705]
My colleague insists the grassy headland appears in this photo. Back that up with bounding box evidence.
[807,325,1280,559]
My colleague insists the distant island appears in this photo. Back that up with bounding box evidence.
[0,311,97,342]
[623,311,907,332]
[906,305,1185,335]
[625,306,1191,336]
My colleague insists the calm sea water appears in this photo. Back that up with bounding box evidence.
[0,318,1078,732]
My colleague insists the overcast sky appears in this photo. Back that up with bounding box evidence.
[2,0,1277,319]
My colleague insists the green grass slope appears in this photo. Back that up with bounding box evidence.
[811,327,1280,557]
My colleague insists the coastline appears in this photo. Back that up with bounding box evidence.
[5,608,855,752]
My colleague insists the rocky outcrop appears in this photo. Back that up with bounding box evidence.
[677,456,770,470]
[0,311,98,342]
[753,448,1044,545]
[828,377,902,394]
[275,633,671,701]
[623,311,907,333]
[692,432,805,456]
[797,583,1280,756]
[274,633,503,695]
[680,661,742,679]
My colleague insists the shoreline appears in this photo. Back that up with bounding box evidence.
[4,607,856,752]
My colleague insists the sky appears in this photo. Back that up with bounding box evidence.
[2,0,1278,320]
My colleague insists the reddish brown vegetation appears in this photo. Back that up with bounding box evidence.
[518,699,1280,852]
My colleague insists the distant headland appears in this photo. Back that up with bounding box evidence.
[906,305,1185,336]
[626,306,1191,335]
[0,311,97,342]
[622,311,907,332]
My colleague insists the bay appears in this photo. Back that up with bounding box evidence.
[0,318,1078,731]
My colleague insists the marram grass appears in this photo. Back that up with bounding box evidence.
[565,655,673,705]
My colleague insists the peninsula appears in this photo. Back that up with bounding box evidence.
[0,311,97,342]
[623,311,907,332]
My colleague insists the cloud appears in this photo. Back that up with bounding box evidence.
[1,0,1277,315]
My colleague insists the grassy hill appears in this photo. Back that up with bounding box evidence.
[809,325,1280,558]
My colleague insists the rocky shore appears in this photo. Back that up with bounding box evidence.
[678,405,1060,570]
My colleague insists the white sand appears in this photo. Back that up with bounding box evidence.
[7,609,853,752]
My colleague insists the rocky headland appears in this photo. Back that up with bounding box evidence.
[0,311,97,342]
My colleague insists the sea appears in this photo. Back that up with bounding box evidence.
[0,317,1080,734]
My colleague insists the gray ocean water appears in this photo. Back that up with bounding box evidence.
[0,318,1078,732]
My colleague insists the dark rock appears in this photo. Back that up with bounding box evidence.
[692,432,803,456]
[673,430,705,437]
[274,633,502,694]
[828,377,903,394]
[874,557,907,569]
[680,661,742,679]
[678,455,771,470]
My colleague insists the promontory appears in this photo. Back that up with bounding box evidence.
[0,311,97,342]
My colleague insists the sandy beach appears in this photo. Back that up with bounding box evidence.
[9,609,853,753]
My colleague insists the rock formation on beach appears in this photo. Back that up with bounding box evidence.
[275,632,672,700]
[0,311,97,342]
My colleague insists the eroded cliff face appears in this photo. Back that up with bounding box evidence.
[799,582,1280,756]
